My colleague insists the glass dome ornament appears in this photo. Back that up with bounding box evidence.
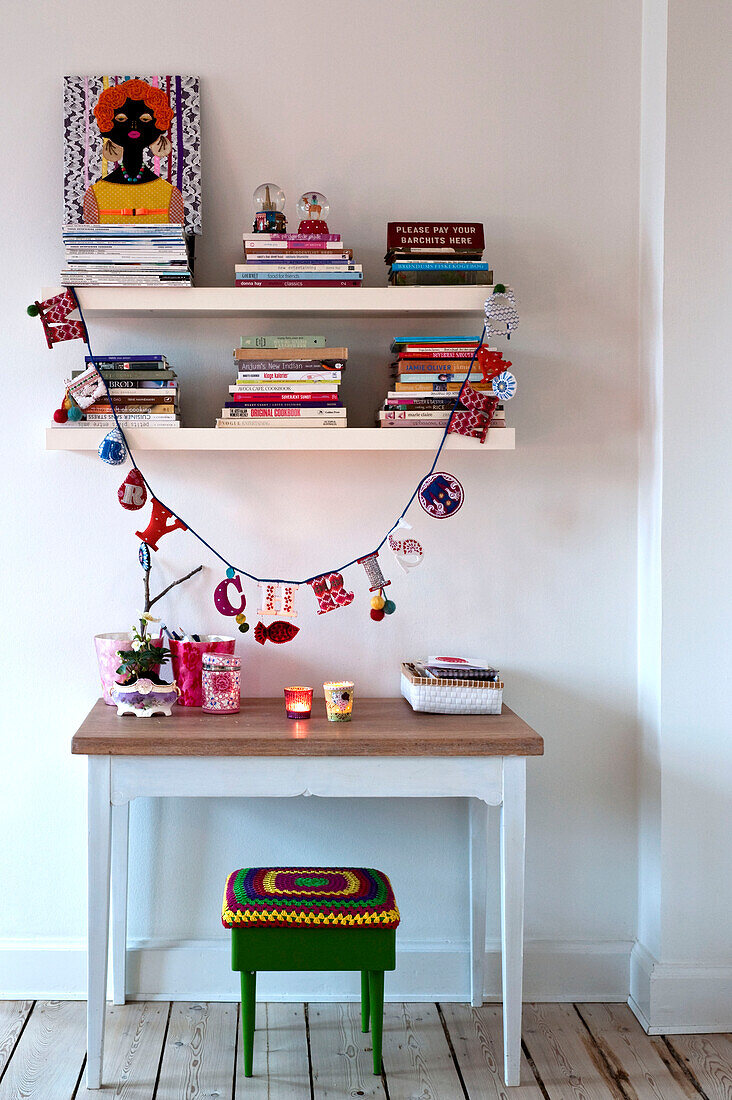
[296,191,330,234]
[252,183,287,233]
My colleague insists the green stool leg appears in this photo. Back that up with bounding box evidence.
[368,970,384,1074]
[241,970,256,1077]
[361,970,370,1033]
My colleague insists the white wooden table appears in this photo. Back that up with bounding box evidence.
[72,697,543,1089]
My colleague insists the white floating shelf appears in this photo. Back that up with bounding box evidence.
[43,286,491,317]
[46,426,515,452]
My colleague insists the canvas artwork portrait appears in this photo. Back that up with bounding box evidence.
[63,76,201,234]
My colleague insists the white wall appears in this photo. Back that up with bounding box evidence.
[633,0,732,1032]
[1,0,643,1001]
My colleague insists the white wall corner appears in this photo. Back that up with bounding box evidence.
[630,940,732,1033]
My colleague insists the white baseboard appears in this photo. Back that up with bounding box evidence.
[0,937,630,1003]
[629,940,732,1033]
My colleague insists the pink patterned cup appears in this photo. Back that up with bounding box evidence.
[169,636,236,706]
[94,633,163,706]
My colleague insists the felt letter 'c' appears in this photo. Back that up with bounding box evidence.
[214,574,247,617]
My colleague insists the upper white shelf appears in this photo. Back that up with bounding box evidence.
[44,286,491,317]
[46,426,515,452]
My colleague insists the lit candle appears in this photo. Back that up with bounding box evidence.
[283,686,313,720]
[323,681,355,722]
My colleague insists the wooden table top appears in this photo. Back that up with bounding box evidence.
[71,698,543,758]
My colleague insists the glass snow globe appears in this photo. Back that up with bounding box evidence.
[296,191,330,234]
[252,183,286,233]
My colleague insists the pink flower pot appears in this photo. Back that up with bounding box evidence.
[94,633,164,706]
[169,636,236,706]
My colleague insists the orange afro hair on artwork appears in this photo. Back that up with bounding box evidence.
[93,79,174,134]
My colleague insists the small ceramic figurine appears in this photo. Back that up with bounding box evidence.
[111,613,180,717]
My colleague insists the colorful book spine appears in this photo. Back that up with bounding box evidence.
[234,347,348,359]
[239,256,352,265]
[239,336,327,349]
[221,407,347,419]
[395,372,482,383]
[227,391,339,402]
[243,240,344,250]
[85,355,168,364]
[390,261,491,271]
[236,270,363,281]
[216,418,345,429]
[235,279,362,288]
[235,371,341,382]
[85,403,176,415]
[243,234,342,243]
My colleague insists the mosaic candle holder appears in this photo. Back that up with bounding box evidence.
[323,681,355,722]
[283,686,313,720]
[202,653,241,714]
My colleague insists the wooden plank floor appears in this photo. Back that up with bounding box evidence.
[0,1001,728,1099]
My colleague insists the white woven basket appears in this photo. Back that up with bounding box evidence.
[400,663,503,715]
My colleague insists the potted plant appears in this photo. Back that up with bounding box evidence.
[95,555,202,704]
[111,613,180,717]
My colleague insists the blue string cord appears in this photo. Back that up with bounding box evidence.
[72,287,487,585]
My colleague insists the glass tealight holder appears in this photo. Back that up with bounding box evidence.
[323,681,355,722]
[284,686,313,720]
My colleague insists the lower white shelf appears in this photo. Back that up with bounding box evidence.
[45,426,515,452]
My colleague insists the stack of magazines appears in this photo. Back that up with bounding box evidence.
[60,225,193,287]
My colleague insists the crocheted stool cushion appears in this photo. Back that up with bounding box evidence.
[222,867,400,929]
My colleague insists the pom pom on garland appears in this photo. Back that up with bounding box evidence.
[383,599,396,615]
[53,407,68,423]
[226,567,236,579]
[370,608,385,622]
[27,303,40,317]
[67,405,83,421]
[371,595,385,610]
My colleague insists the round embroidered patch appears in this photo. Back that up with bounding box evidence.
[418,471,464,519]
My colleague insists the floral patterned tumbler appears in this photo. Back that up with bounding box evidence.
[323,681,355,722]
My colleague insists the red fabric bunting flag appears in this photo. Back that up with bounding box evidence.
[135,499,188,552]
[29,289,88,349]
[448,385,500,444]
[309,572,355,614]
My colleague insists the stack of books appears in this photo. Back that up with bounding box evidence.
[70,355,180,428]
[385,222,491,286]
[235,233,362,288]
[60,225,193,287]
[217,336,347,429]
[377,336,506,430]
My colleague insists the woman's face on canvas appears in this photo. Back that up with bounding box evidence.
[106,98,161,149]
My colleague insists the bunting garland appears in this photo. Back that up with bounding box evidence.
[33,285,518,642]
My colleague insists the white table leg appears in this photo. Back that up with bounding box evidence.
[469,798,489,1007]
[111,801,129,1006]
[87,756,112,1089]
[500,757,526,1087]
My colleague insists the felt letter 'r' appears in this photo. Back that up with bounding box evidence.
[309,572,355,614]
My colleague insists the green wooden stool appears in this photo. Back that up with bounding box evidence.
[222,867,400,1077]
